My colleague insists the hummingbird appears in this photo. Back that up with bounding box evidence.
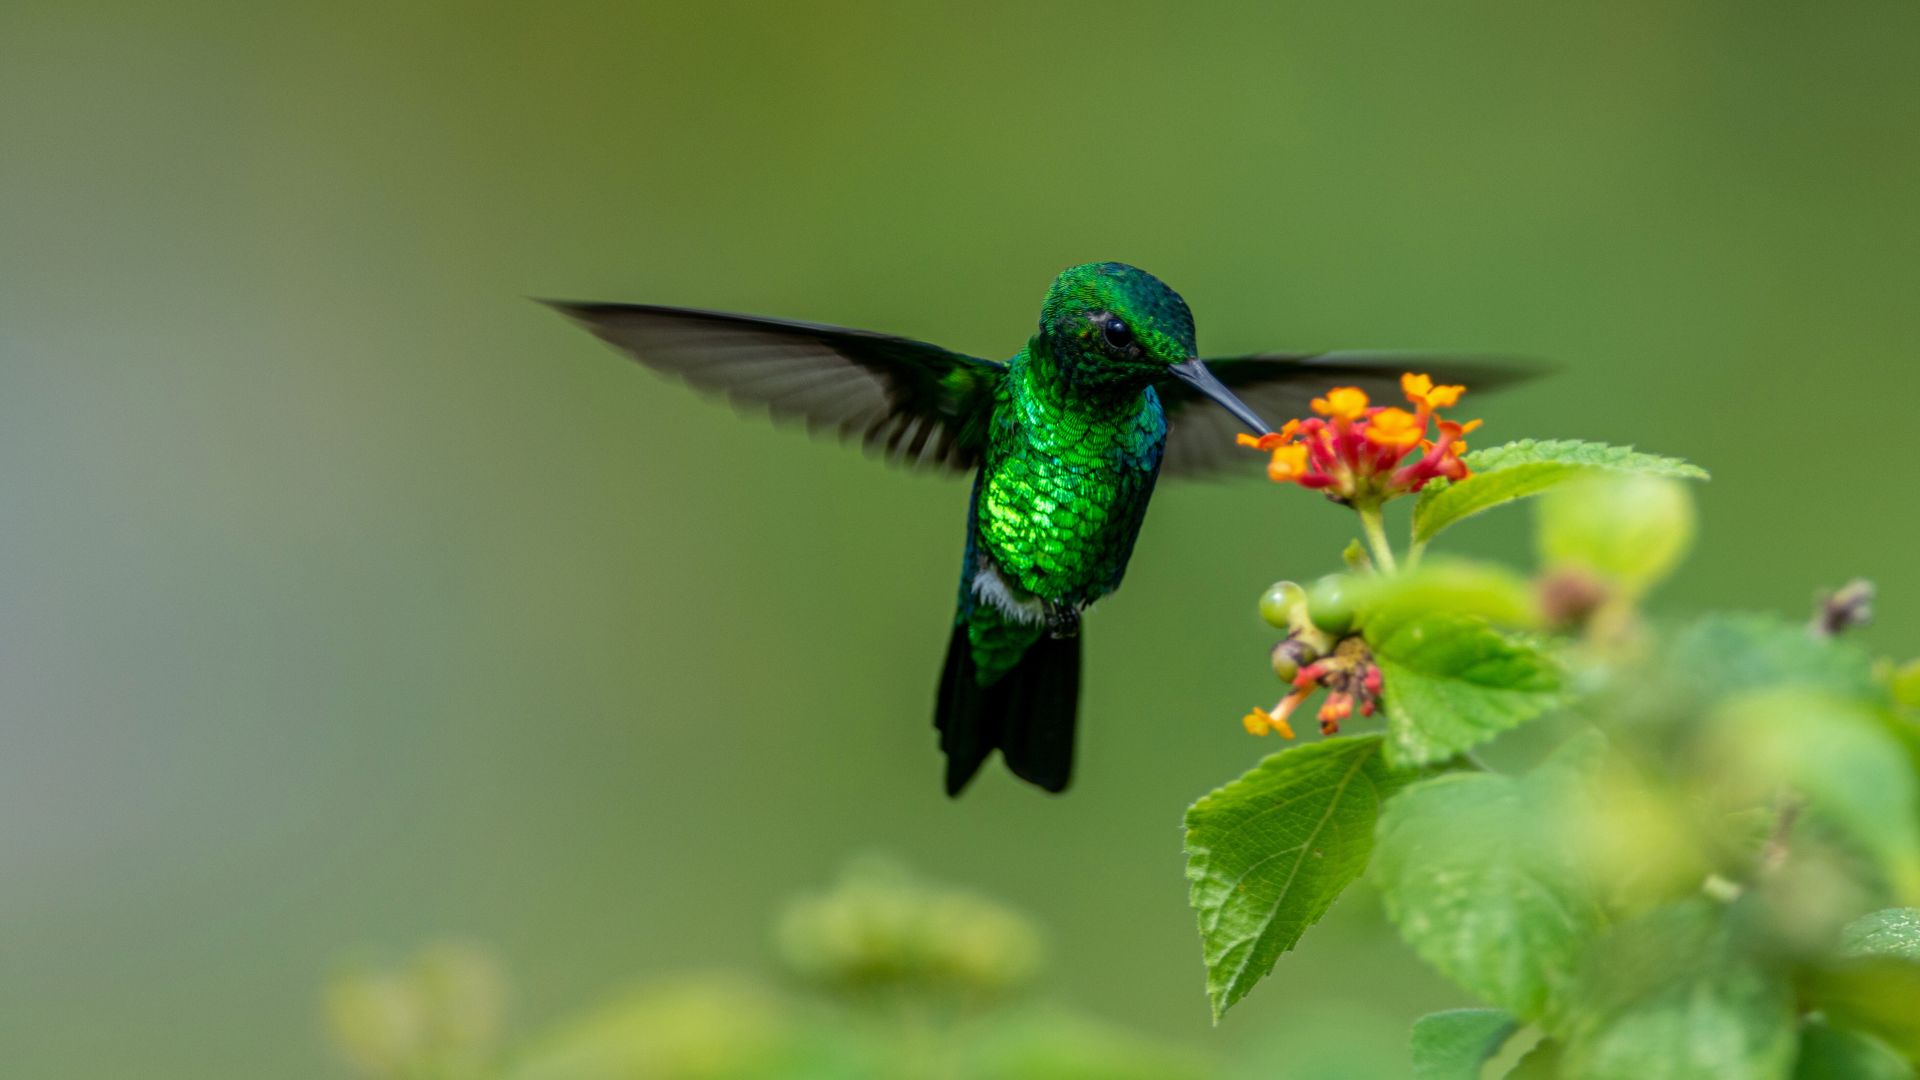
[549,262,1514,796]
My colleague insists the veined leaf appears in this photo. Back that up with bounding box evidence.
[1842,908,1920,962]
[1818,907,1920,1066]
[1412,1009,1519,1080]
[1365,606,1562,768]
[1373,770,1605,1021]
[1559,900,1797,1079]
[1184,736,1416,1020]
[1413,439,1707,544]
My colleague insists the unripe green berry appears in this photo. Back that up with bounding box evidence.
[1270,645,1300,682]
[1259,581,1307,629]
[1306,575,1357,635]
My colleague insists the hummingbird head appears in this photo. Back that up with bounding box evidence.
[1038,262,1272,434]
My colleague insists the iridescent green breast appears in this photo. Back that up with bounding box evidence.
[975,360,1166,606]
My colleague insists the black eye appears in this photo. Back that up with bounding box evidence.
[1101,318,1134,350]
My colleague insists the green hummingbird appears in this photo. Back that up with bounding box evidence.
[549,262,1513,795]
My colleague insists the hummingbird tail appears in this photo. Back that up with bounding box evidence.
[935,621,1081,796]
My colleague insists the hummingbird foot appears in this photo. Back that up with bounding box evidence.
[1043,601,1081,640]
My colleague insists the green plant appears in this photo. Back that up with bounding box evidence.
[1188,375,1920,1077]
[324,861,1213,1080]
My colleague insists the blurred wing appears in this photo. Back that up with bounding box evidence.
[545,301,1006,472]
[1158,352,1538,478]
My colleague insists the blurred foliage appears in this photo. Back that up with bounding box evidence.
[773,857,1040,1003]
[1187,430,1920,1077]
[327,944,507,1080]
[326,862,1213,1080]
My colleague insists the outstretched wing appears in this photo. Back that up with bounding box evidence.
[1157,352,1537,478]
[545,301,1006,472]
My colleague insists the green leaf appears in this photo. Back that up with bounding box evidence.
[1184,735,1417,1020]
[1842,909,1920,962]
[1711,690,1920,903]
[1802,960,1920,1064]
[1365,606,1563,768]
[1793,1017,1914,1080]
[1536,472,1696,598]
[1373,769,1605,1021]
[1668,614,1880,704]
[1413,439,1708,544]
[1891,660,1920,711]
[1412,1009,1519,1080]
[1559,900,1798,1080]
[1354,557,1542,629]
[1506,1038,1564,1079]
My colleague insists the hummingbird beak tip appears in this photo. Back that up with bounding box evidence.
[1170,358,1273,436]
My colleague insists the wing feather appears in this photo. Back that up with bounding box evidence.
[545,301,1005,472]
[1159,352,1537,478]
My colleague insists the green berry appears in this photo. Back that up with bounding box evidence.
[1270,644,1300,682]
[1259,581,1306,629]
[1306,575,1357,635]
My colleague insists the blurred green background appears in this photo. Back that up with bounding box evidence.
[4,1,1919,1075]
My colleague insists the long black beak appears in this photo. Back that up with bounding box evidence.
[1169,358,1273,435]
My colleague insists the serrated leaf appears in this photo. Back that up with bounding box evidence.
[1412,1009,1519,1080]
[1559,900,1797,1080]
[1793,1018,1913,1080]
[1365,606,1563,768]
[1842,909,1920,962]
[1185,736,1416,1020]
[1373,770,1604,1021]
[1412,439,1708,544]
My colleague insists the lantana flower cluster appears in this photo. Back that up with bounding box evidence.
[1236,373,1480,505]
[1242,634,1383,739]
[1235,372,1487,742]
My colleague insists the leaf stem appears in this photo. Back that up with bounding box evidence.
[1357,505,1398,574]
[1760,792,1804,876]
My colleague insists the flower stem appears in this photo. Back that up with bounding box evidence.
[1357,505,1398,574]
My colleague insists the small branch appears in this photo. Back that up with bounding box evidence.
[1760,793,1804,875]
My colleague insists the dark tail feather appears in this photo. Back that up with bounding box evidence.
[936,624,1082,796]
[937,624,1000,796]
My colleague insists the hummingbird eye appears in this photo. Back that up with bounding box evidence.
[1100,317,1134,351]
